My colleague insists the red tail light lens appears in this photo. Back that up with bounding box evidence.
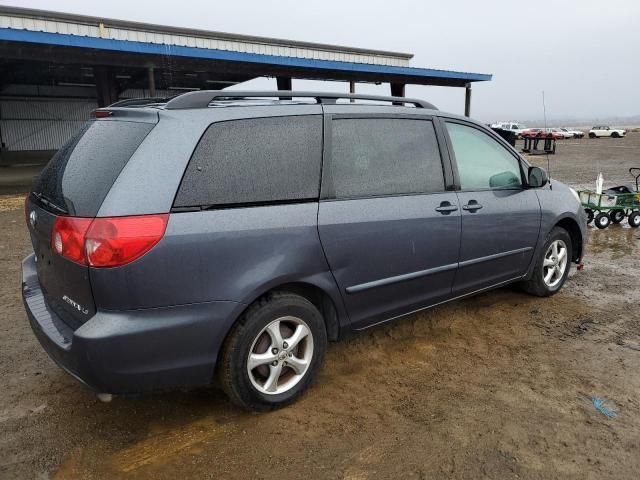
[85,214,168,267]
[94,110,113,118]
[51,214,168,267]
[51,217,93,265]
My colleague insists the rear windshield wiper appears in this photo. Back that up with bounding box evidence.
[32,192,68,215]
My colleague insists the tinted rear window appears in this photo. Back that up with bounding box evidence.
[323,118,444,199]
[33,120,153,217]
[174,115,322,208]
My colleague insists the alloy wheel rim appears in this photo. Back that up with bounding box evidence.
[542,239,568,288]
[247,316,314,395]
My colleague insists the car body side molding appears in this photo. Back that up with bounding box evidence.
[458,246,534,268]
[345,262,459,294]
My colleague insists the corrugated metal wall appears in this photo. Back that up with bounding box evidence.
[0,98,96,151]
[0,88,178,152]
[0,12,411,67]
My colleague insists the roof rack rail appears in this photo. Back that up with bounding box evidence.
[164,90,437,110]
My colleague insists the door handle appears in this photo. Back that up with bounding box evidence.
[435,202,458,214]
[462,201,483,212]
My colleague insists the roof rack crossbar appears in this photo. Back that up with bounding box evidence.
[164,90,437,110]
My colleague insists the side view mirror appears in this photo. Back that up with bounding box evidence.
[528,166,548,188]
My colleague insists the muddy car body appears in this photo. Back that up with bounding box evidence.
[22,91,587,410]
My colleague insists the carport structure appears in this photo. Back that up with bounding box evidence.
[0,5,491,156]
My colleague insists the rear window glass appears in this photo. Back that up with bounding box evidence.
[174,115,322,208]
[33,120,153,216]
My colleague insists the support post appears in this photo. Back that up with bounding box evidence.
[349,81,355,103]
[148,66,156,97]
[276,76,292,91]
[390,83,405,97]
[276,76,292,100]
[390,83,405,105]
[94,66,118,107]
[464,83,472,117]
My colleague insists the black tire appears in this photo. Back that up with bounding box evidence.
[610,210,625,224]
[589,132,596,138]
[595,212,610,229]
[629,211,640,228]
[585,208,594,224]
[611,132,620,138]
[521,227,572,297]
[218,292,327,411]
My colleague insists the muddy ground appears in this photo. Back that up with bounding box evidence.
[1,134,640,479]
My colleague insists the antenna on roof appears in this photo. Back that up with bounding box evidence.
[542,90,552,190]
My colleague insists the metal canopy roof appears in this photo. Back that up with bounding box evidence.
[0,6,492,89]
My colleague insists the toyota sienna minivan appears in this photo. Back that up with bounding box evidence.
[22,91,586,411]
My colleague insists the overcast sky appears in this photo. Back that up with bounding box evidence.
[2,0,639,122]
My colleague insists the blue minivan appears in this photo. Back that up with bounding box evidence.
[22,91,586,410]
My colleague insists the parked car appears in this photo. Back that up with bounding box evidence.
[549,128,574,139]
[519,128,543,137]
[589,126,626,138]
[22,91,587,411]
[490,121,527,136]
[560,127,584,139]
[520,128,565,140]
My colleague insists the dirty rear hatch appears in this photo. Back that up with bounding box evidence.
[26,114,156,329]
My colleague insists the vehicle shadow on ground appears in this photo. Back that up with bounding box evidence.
[50,285,539,478]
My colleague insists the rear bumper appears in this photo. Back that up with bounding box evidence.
[22,253,244,394]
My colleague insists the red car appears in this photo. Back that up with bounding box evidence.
[520,128,564,140]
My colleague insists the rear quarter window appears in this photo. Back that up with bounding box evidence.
[33,120,154,216]
[174,115,322,208]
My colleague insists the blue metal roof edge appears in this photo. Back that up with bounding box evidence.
[0,28,492,82]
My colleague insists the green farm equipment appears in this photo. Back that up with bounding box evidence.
[578,168,640,229]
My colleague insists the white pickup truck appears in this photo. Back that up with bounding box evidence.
[588,126,626,138]
[490,121,527,136]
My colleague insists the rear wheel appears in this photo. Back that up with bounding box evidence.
[629,211,640,228]
[585,208,594,224]
[521,227,572,297]
[589,132,596,138]
[595,212,611,229]
[218,292,327,411]
[610,210,625,224]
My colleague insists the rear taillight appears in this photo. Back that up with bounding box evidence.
[51,217,93,264]
[85,215,168,267]
[94,110,113,119]
[51,214,168,267]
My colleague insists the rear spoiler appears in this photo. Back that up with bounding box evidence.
[93,108,159,124]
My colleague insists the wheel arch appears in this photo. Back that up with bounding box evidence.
[268,282,341,342]
[555,217,583,262]
[230,280,344,344]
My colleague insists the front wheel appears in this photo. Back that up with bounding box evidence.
[629,211,640,228]
[595,212,611,229]
[218,292,327,411]
[611,132,620,138]
[521,227,572,297]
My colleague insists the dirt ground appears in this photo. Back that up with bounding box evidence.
[1,134,640,480]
